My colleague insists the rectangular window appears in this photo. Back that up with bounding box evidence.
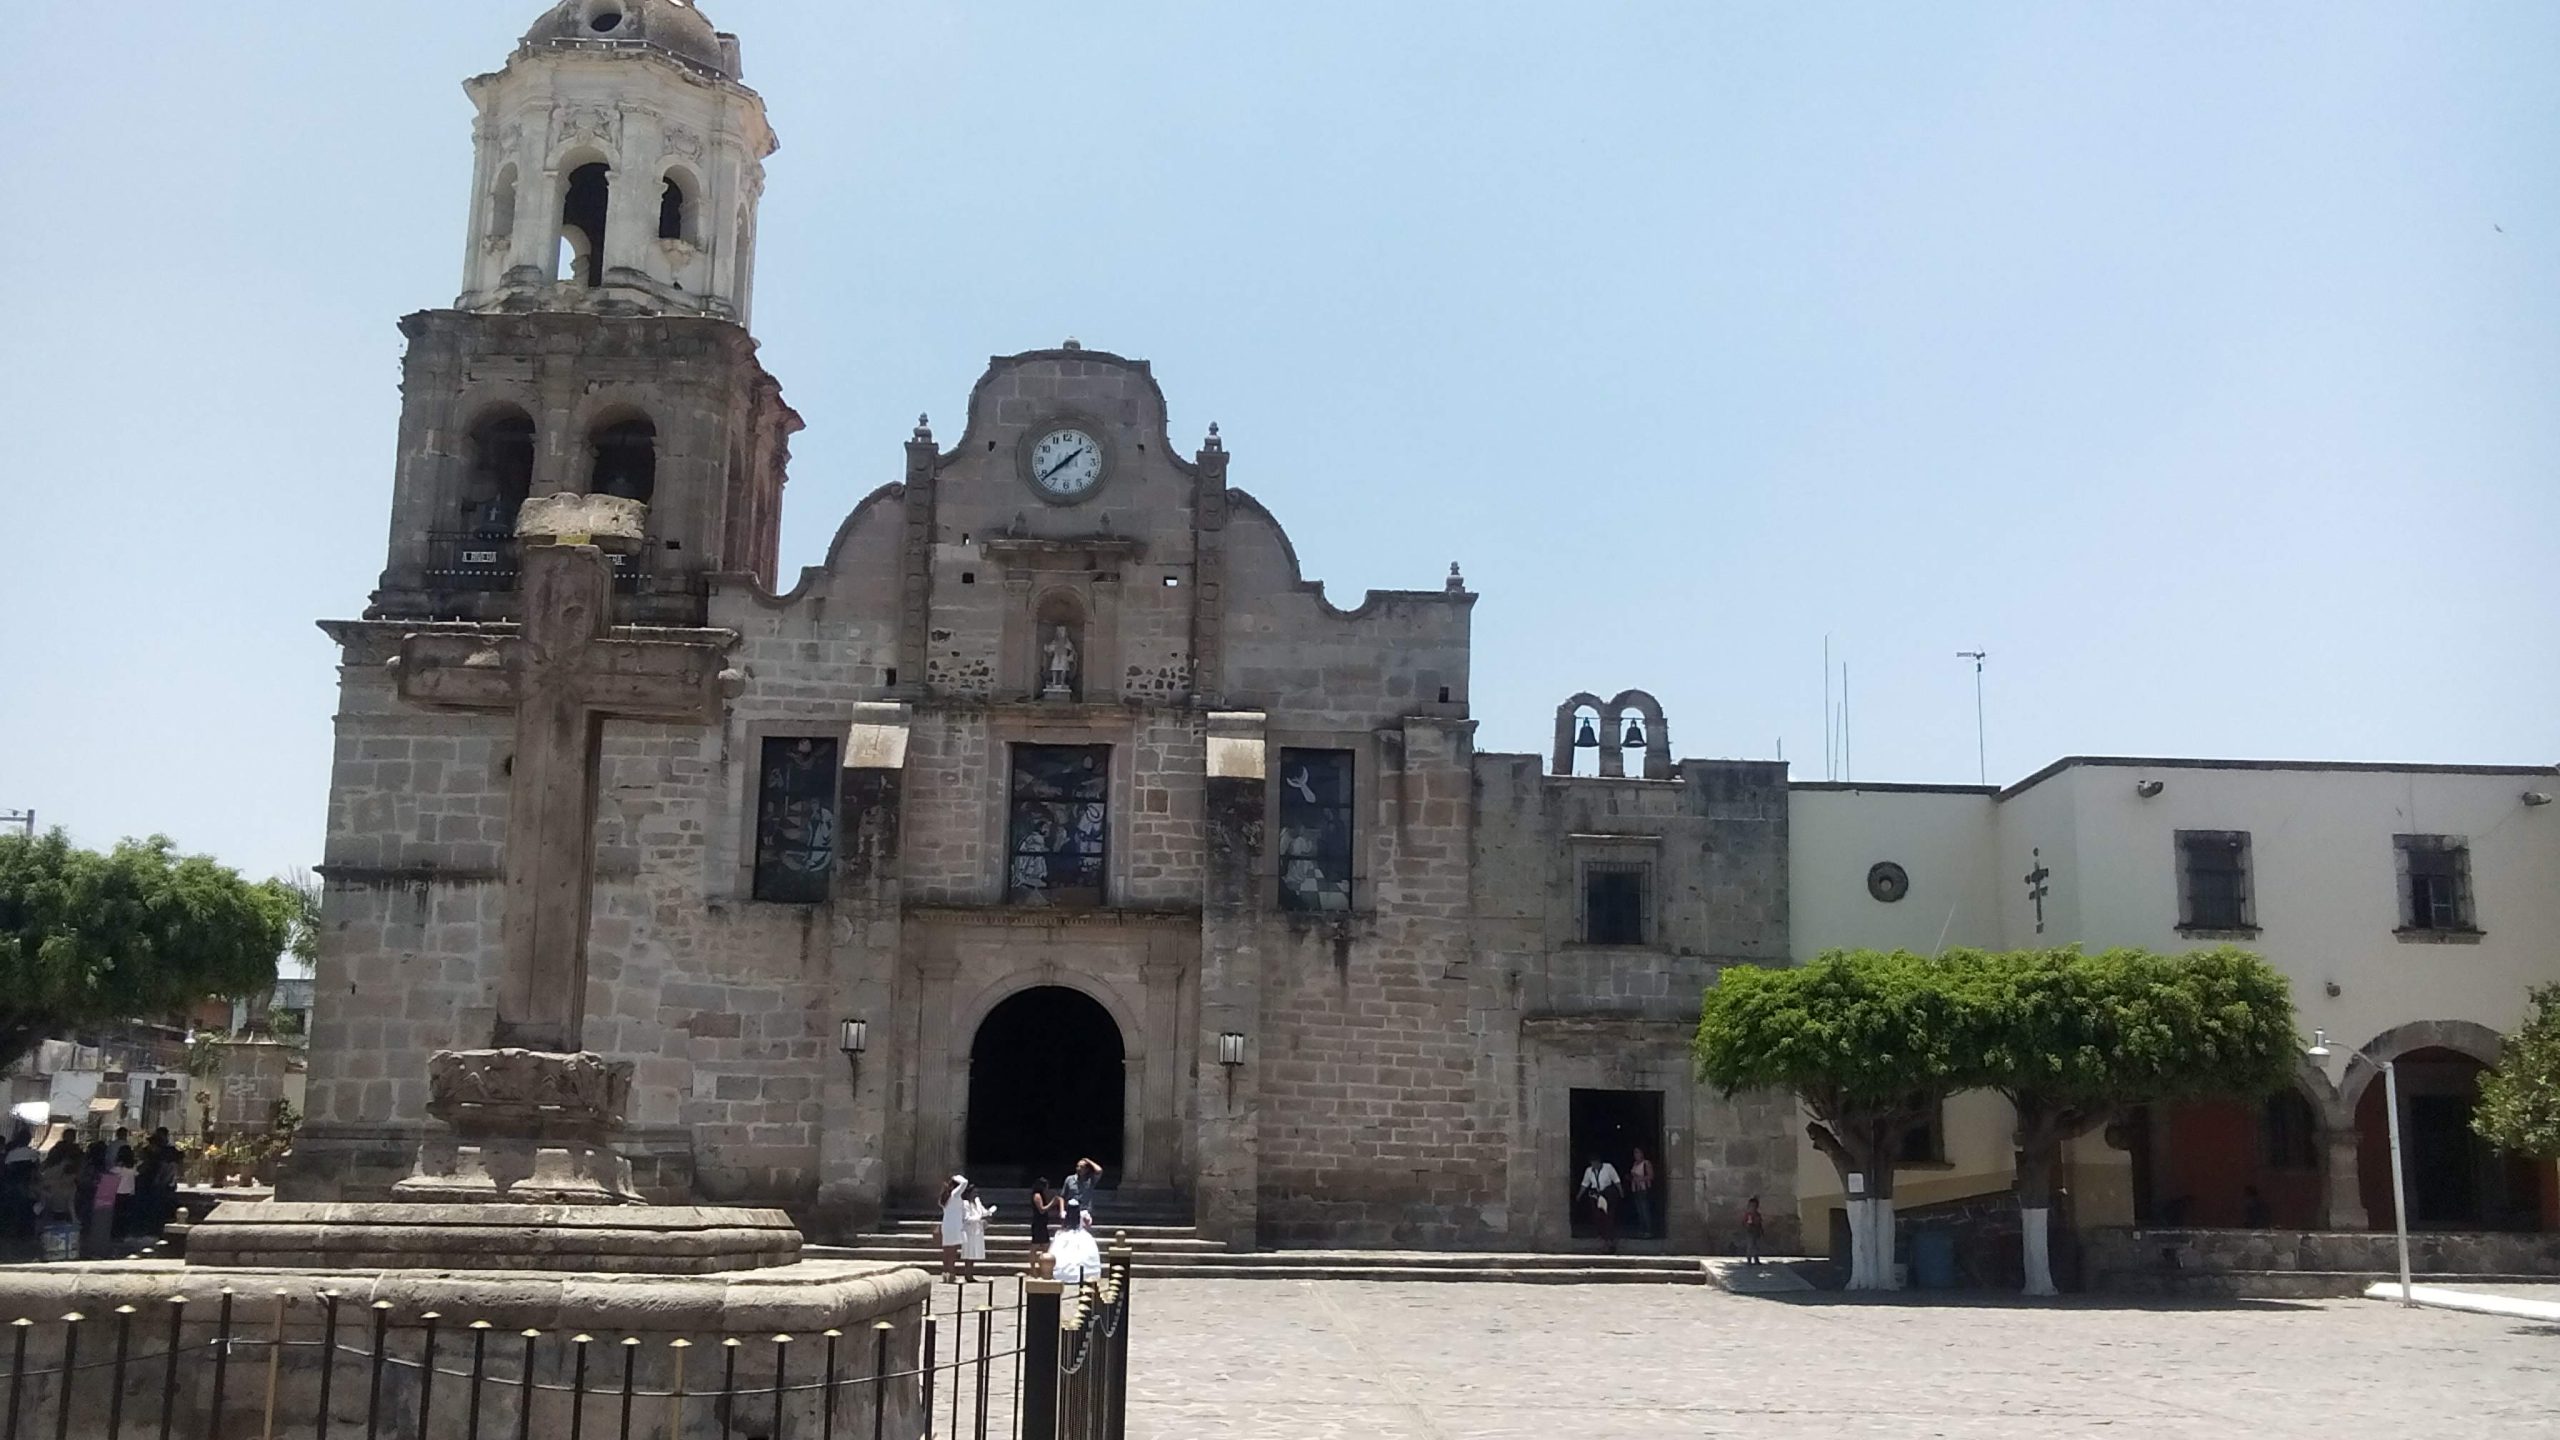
[1581,861,1650,945]
[1008,744,1109,907]
[1899,1102,1948,1165]
[2395,834,2474,932]
[1276,748,1355,913]
[751,735,840,904]
[2176,830,2253,932]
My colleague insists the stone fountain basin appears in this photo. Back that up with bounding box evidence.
[184,1202,803,1274]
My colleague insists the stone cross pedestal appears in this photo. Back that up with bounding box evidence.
[385,495,736,1204]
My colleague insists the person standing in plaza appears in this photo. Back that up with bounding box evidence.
[84,1140,120,1258]
[1577,1152,1622,1253]
[958,1182,996,1283]
[937,1173,969,1281]
[1627,1146,1657,1240]
[1061,1157,1102,1225]
[1026,1177,1063,1273]
[1049,1210,1102,1285]
[0,1125,36,1254]
[1741,1195,1765,1265]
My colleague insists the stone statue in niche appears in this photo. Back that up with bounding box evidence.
[1041,625,1079,700]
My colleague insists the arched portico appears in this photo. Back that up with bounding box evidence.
[964,985,1125,1187]
[943,968,1161,1191]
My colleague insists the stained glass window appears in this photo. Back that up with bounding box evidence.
[1277,748,1355,913]
[1009,744,1110,907]
[752,735,839,904]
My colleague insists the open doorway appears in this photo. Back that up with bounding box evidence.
[965,986,1125,1189]
[1569,1088,1664,1240]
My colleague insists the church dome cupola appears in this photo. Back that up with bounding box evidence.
[520,0,736,79]
[458,0,774,320]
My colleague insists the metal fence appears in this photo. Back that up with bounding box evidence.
[1,1248,1133,1440]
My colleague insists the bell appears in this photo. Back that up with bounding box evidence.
[1623,717,1647,748]
[1573,717,1599,749]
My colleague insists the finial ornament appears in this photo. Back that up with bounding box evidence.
[1203,421,1223,453]
[912,413,932,443]
[1446,561,1465,592]
[1062,337,1082,350]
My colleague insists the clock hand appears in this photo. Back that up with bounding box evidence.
[1038,448,1087,483]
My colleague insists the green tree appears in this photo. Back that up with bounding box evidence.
[2475,984,2560,1159]
[0,830,294,1062]
[1963,945,2296,1295]
[1694,949,1971,1289]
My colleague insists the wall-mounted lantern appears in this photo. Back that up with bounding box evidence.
[1218,1031,1247,1108]
[839,1018,869,1088]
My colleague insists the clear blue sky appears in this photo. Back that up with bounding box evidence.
[3,2,2554,883]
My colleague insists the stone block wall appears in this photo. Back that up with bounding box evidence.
[1253,718,1505,1247]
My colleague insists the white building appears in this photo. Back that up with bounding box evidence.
[1789,757,2560,1251]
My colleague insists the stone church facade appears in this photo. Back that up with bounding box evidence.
[286,0,1800,1250]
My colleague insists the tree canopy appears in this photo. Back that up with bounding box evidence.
[1695,944,2298,1292]
[2475,984,2560,1160]
[0,830,295,1061]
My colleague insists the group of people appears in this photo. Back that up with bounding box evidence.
[1,1124,187,1261]
[1576,1146,1769,1262]
[1575,1146,1663,1252]
[936,1157,1108,1284]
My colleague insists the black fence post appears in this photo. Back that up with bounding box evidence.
[48,1314,78,1440]
[317,1293,343,1440]
[154,1300,183,1440]
[1018,1280,1060,1440]
[6,1316,29,1440]
[1105,1240,1131,1440]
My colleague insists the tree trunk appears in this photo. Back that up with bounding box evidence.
[2010,1096,2105,1298]
[1811,1116,1901,1290]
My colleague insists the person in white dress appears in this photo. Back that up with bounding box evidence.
[938,1173,969,1281]
[958,1183,997,1282]
[1049,1210,1103,1285]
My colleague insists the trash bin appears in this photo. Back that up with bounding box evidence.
[1912,1227,1958,1289]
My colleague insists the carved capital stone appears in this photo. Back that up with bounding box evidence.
[423,1048,630,1140]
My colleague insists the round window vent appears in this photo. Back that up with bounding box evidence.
[1866,861,1910,904]
[590,10,625,32]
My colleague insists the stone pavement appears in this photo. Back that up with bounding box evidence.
[1124,1278,2560,1438]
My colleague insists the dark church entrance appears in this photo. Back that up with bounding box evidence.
[1569,1088,1665,1240]
[965,986,1126,1189]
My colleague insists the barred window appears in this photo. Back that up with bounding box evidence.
[752,736,839,903]
[1277,748,1355,913]
[1009,744,1109,907]
[2395,835,2474,932]
[2176,830,2253,931]
[1581,861,1650,946]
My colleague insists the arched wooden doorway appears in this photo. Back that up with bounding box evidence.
[964,985,1125,1188]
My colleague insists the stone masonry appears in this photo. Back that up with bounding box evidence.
[287,5,1803,1252]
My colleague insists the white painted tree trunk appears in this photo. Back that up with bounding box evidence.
[2021,1205,2056,1296]
[1845,1196,1900,1289]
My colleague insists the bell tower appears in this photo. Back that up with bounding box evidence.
[369,0,798,625]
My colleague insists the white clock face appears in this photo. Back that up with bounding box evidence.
[1028,427,1104,499]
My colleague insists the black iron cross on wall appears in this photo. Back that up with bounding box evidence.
[2024,848,2052,935]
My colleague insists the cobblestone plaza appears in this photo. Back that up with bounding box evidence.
[1123,1280,2557,1438]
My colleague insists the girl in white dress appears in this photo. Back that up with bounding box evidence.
[959,1183,996,1282]
[938,1174,968,1281]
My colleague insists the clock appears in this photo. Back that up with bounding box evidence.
[1026,426,1104,500]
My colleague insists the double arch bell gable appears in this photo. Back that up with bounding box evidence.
[1551,689,1673,779]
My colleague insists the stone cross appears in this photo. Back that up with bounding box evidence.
[394,504,733,1053]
